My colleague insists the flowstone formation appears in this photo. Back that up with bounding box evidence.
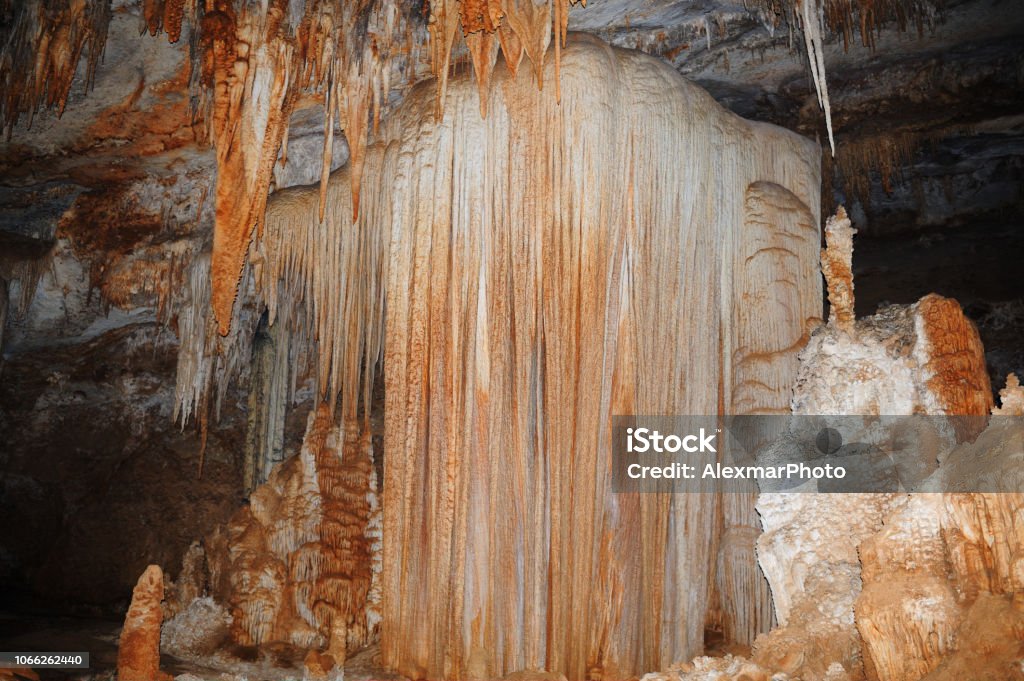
[240,34,823,681]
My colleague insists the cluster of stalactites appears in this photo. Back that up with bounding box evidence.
[189,0,405,336]
[203,0,587,336]
[428,0,583,119]
[0,0,111,136]
[0,0,589,339]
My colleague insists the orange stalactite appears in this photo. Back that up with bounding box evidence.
[143,0,164,36]
[343,69,372,222]
[0,0,598,337]
[465,28,499,116]
[428,0,462,116]
[459,0,504,34]
[503,0,552,89]
[204,1,300,335]
[163,0,186,43]
[497,21,525,78]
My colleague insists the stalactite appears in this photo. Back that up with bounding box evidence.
[243,314,290,494]
[503,0,552,88]
[833,131,922,204]
[163,0,187,43]
[0,251,50,318]
[0,0,111,136]
[497,21,525,79]
[465,29,500,117]
[172,253,258,427]
[204,1,299,335]
[800,0,835,155]
[254,35,821,680]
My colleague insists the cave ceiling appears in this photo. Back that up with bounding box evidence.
[0,0,1021,354]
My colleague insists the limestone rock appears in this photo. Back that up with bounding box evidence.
[640,655,787,681]
[118,564,170,681]
[161,596,232,658]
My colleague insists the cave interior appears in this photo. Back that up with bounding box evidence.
[0,0,1023,680]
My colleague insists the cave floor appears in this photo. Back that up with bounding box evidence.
[0,611,402,681]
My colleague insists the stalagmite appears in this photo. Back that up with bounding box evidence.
[820,206,856,332]
[204,403,379,653]
[254,34,821,680]
[117,565,169,681]
[753,209,1001,681]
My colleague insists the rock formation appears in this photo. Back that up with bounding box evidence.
[750,208,1020,681]
[203,403,379,659]
[0,1,1022,681]
[161,596,232,659]
[245,32,822,681]
[117,564,169,681]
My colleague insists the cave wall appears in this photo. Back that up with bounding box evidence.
[0,323,242,609]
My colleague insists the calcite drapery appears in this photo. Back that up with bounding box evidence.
[255,35,821,680]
